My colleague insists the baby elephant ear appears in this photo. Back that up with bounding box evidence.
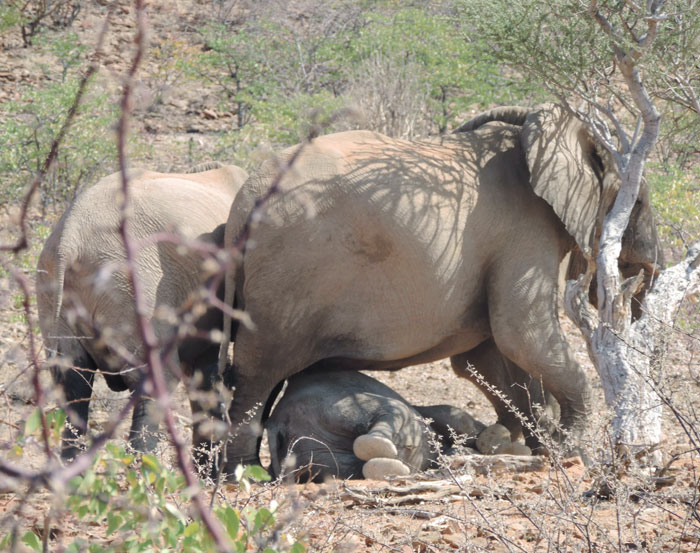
[521,104,610,256]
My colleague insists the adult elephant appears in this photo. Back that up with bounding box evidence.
[220,104,662,470]
[37,163,247,460]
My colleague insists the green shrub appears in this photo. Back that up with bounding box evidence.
[0,1,80,46]
[0,73,150,213]
[1,442,305,553]
[648,164,700,257]
[194,6,539,156]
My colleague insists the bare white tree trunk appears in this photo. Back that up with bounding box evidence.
[563,0,700,461]
[566,243,700,458]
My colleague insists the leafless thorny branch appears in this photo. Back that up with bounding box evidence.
[111,2,233,550]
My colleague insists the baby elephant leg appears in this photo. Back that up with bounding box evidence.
[353,402,433,480]
[353,418,399,460]
[353,418,411,480]
[413,404,486,449]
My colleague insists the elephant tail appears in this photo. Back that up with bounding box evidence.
[36,226,69,338]
[36,233,72,388]
[453,106,531,133]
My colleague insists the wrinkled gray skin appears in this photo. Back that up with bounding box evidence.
[266,369,485,482]
[221,104,662,470]
[37,164,247,460]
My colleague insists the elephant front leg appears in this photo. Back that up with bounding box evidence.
[450,339,559,451]
[488,267,592,454]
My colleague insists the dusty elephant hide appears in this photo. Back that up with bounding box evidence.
[37,163,247,460]
[220,103,662,470]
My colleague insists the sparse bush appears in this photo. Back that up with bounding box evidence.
[648,164,700,260]
[190,5,540,172]
[0,77,126,212]
[1,442,305,553]
[1,0,81,47]
[337,8,528,133]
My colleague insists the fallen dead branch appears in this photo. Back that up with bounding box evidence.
[341,479,468,507]
[444,454,548,475]
[340,454,549,507]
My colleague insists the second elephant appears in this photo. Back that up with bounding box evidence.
[37,163,247,461]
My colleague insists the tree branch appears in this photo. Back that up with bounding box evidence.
[113,2,232,550]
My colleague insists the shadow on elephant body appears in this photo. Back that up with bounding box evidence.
[221,104,663,470]
[37,163,248,461]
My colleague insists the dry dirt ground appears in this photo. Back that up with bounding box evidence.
[1,2,700,552]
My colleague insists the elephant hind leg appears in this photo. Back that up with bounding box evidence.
[188,361,227,475]
[127,353,181,454]
[50,340,97,461]
[128,395,161,453]
[223,330,314,472]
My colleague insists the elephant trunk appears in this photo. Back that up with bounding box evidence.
[453,106,532,133]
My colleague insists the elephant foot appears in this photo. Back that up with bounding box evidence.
[362,458,410,480]
[495,442,532,455]
[353,434,398,461]
[476,424,512,454]
[476,424,533,456]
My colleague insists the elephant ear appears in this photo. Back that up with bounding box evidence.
[521,104,618,256]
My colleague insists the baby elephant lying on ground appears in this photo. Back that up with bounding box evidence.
[266,370,530,482]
